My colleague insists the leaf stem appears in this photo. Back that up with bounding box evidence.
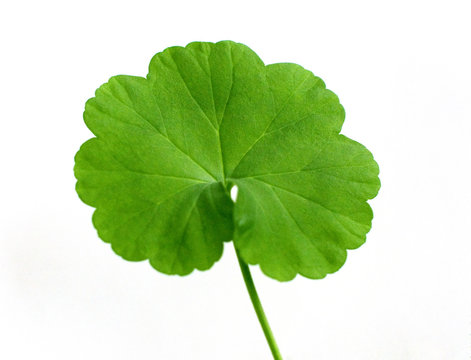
[234,245,283,360]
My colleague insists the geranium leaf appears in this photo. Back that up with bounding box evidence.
[74,40,380,281]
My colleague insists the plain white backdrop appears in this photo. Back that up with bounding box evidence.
[1,0,470,359]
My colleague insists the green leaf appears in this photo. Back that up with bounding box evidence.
[74,40,380,281]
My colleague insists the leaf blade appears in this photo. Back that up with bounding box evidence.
[74,41,380,280]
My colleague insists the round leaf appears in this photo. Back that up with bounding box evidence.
[74,41,380,281]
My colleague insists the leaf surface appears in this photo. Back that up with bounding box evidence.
[74,41,380,280]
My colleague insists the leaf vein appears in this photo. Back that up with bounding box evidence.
[99,83,217,182]
[230,73,311,175]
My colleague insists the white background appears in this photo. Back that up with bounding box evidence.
[1,1,470,359]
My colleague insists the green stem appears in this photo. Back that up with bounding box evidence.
[234,245,283,360]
